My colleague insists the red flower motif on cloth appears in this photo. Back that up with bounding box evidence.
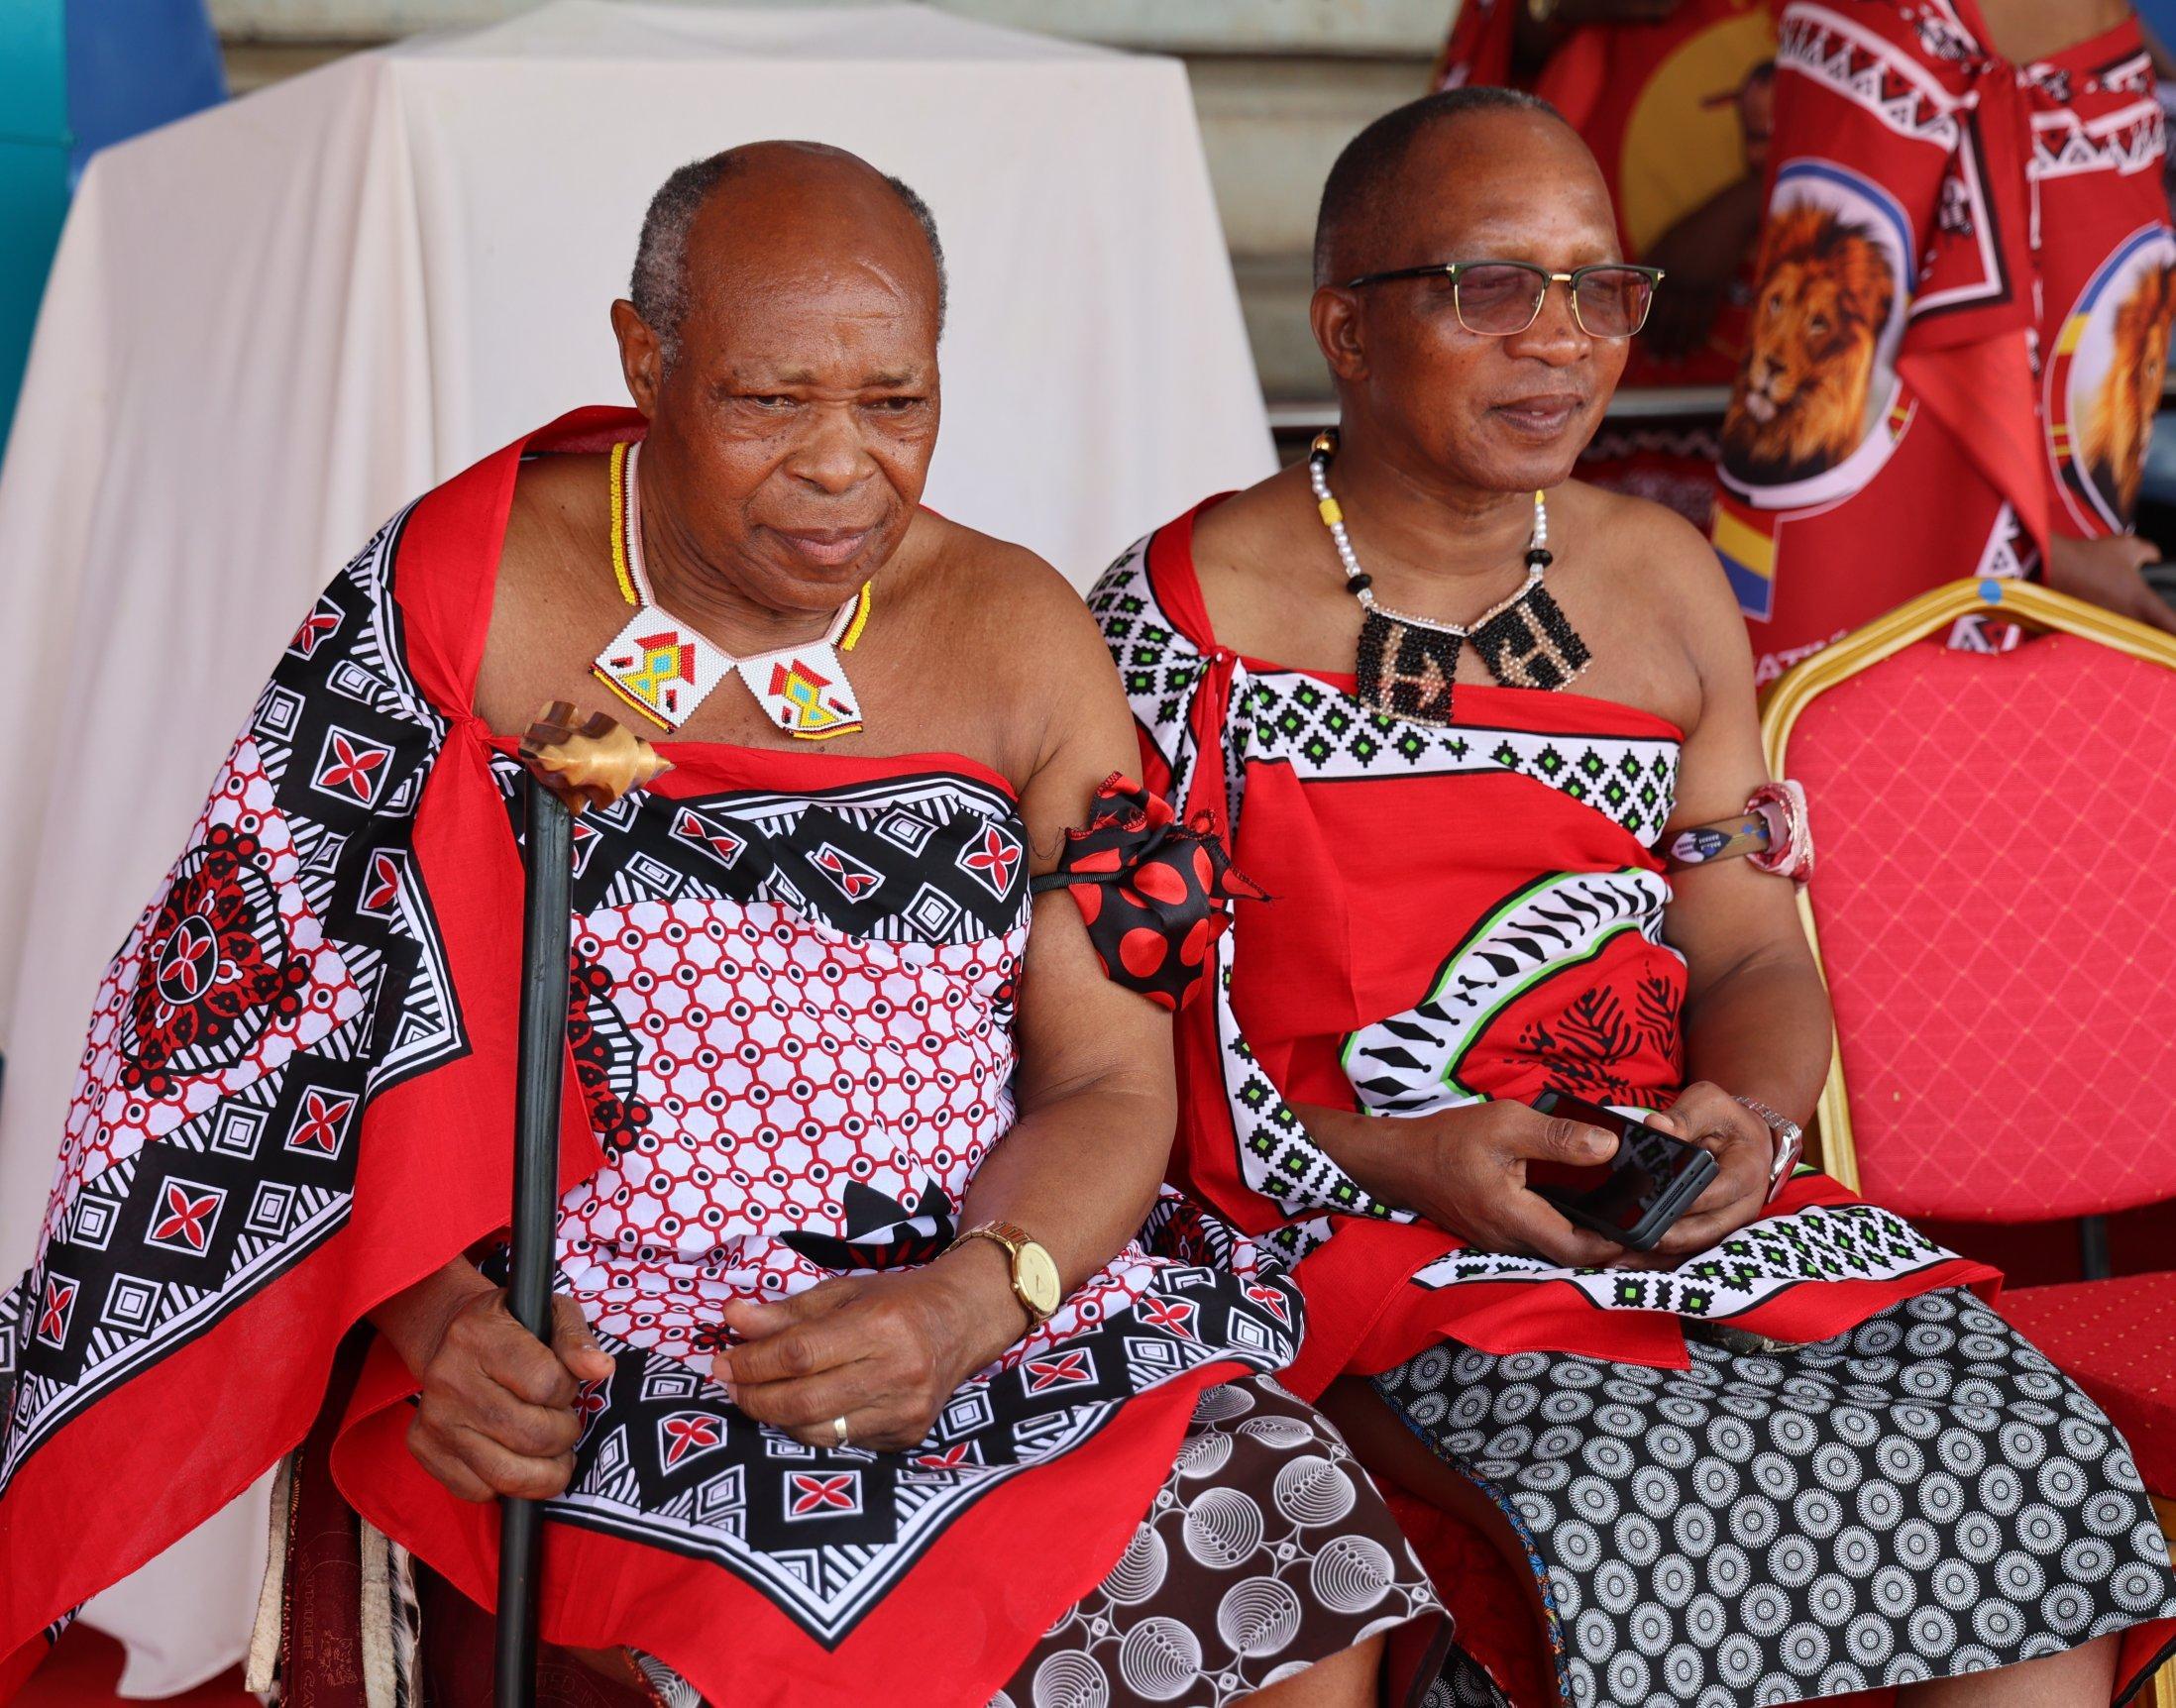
[913,1443,973,1470]
[150,1182,222,1252]
[813,845,881,902]
[318,733,389,801]
[1245,1283,1292,1325]
[36,1279,75,1343]
[660,1413,721,1466]
[960,826,1023,897]
[361,851,402,913]
[575,1382,610,1432]
[1139,1296,1197,1338]
[789,1473,858,1515]
[289,601,342,658]
[1024,1351,1093,1392]
[288,1091,356,1154]
[124,825,308,1096]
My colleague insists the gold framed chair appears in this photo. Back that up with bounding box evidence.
[1763,576,2176,1705]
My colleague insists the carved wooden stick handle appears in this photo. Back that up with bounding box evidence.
[517,699,672,814]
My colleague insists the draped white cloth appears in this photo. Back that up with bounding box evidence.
[0,4,1270,1690]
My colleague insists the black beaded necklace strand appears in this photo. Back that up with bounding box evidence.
[1308,429,1591,727]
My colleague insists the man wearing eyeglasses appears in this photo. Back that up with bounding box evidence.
[1088,85,2176,1708]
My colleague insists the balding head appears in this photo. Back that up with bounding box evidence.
[608,141,948,618]
[1314,88,1575,288]
[631,142,947,371]
[1306,93,1628,495]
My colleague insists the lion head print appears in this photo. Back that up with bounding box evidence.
[1723,202,1898,486]
[2082,262,2175,521]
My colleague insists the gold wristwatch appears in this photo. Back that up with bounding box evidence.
[948,1221,1062,1330]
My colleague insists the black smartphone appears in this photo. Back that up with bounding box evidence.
[1526,1090,1719,1252]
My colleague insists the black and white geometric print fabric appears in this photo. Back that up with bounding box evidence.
[488,757,1031,948]
[1,508,464,1485]
[620,1376,1446,1708]
[1086,541,1683,849]
[1407,1202,1961,1322]
[546,1264,1304,1649]
[1378,1288,2176,1708]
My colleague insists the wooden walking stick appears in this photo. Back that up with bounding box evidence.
[499,702,669,1708]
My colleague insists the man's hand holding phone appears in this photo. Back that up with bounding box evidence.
[1644,1082,1777,1255]
[1358,1099,1646,1268]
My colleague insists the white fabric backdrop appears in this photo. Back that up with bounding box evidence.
[0,3,1271,1690]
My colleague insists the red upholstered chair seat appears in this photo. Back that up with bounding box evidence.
[1997,1271,2176,1497]
[1788,632,2176,1223]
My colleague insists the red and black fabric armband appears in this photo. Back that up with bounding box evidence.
[1032,775,1263,1010]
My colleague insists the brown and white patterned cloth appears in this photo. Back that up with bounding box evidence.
[410,1376,1451,1708]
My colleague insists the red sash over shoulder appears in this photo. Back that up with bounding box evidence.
[0,412,1304,1705]
[1087,502,1995,1405]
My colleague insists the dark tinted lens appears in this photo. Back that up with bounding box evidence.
[1455,265,1546,334]
[1574,267,1656,337]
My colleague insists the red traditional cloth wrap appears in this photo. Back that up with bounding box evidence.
[1089,502,1998,1422]
[1713,0,2171,685]
[0,410,1310,1706]
[1034,773,1263,1011]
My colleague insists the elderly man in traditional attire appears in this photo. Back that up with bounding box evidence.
[0,143,1448,1708]
[1092,89,2176,1706]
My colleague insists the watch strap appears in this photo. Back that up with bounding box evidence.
[948,1222,1052,1327]
[1733,1095,1805,1201]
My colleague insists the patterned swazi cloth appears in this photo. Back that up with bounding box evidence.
[0,409,1427,1707]
[443,1379,1449,1708]
[1712,4,2171,685]
[1381,1290,2176,1708]
[1090,510,1996,1396]
[1089,510,2176,1701]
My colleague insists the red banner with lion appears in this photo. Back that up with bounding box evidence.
[1712,0,2171,685]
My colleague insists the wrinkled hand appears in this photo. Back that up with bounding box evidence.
[2046,533,2176,635]
[1396,1101,1649,1267]
[407,1290,613,1502]
[1645,1081,1775,1258]
[713,1257,1025,1452]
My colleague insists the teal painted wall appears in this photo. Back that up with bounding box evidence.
[0,0,71,453]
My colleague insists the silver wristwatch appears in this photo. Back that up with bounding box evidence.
[1733,1095,1804,1201]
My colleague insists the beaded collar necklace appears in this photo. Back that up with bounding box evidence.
[1307,428,1590,727]
[589,440,871,739]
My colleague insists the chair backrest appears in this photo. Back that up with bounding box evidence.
[1772,587,2176,1224]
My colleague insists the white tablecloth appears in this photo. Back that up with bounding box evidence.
[0,3,1271,1690]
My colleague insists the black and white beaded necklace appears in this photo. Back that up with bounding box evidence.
[1307,429,1591,727]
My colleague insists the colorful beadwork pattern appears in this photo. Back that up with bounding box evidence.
[591,442,870,739]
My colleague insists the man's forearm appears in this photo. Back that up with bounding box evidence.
[1290,1102,1423,1211]
[1682,953,1832,1124]
[957,1081,1171,1292]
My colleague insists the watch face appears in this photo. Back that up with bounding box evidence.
[1016,1240,1063,1317]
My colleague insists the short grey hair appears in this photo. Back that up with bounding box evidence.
[1314,85,1565,286]
[629,151,948,368]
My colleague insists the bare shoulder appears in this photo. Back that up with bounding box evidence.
[906,508,1111,673]
[1567,480,1742,639]
[897,509,1132,792]
[1188,465,1306,590]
